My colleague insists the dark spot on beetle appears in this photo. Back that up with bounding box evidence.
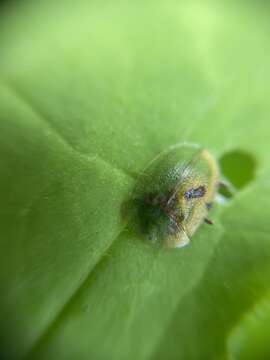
[184,185,206,200]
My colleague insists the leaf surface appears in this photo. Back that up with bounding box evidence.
[0,1,270,359]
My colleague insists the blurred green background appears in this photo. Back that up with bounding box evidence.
[0,1,270,359]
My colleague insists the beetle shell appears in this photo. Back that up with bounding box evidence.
[133,144,219,248]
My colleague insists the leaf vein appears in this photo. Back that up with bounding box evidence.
[2,80,135,181]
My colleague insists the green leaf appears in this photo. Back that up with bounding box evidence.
[0,1,270,359]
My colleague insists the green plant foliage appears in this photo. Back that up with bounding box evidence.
[0,1,270,359]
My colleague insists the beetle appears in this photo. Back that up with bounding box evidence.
[133,143,219,248]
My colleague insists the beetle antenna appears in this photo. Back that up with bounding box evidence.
[204,218,214,225]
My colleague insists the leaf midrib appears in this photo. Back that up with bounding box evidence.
[1,79,135,182]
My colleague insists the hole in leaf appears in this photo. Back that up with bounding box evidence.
[219,150,257,195]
